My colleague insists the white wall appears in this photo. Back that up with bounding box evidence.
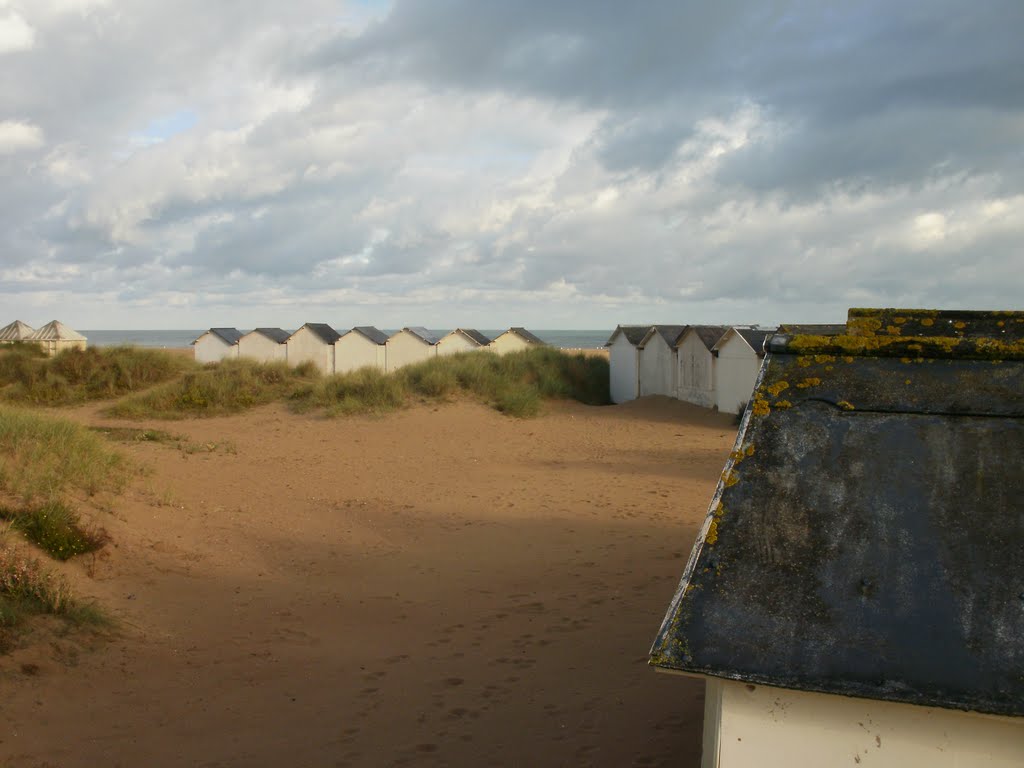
[714,333,762,414]
[677,332,716,408]
[437,332,483,357]
[194,334,237,364]
[608,334,640,404]
[386,330,436,371]
[237,333,286,364]
[703,678,1024,768]
[335,333,386,373]
[488,332,532,355]
[286,327,334,374]
[639,332,676,397]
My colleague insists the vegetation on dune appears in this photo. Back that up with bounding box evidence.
[105,358,321,419]
[0,344,195,406]
[1,500,108,561]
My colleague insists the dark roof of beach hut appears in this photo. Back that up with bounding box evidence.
[639,325,687,349]
[680,325,729,351]
[455,328,491,346]
[724,327,774,358]
[403,327,441,345]
[195,327,243,346]
[604,325,651,346]
[507,327,545,345]
[650,307,1024,718]
[249,328,290,344]
[297,323,341,344]
[349,326,389,345]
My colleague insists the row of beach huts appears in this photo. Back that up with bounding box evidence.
[192,324,547,374]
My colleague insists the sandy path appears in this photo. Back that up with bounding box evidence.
[0,396,735,767]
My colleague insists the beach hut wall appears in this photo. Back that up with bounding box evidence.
[675,325,727,408]
[436,328,491,357]
[286,323,340,374]
[487,327,546,356]
[650,307,1024,767]
[605,325,650,404]
[385,327,440,371]
[637,325,686,398]
[237,328,289,363]
[335,326,388,374]
[711,327,774,414]
[26,320,87,357]
[192,328,242,363]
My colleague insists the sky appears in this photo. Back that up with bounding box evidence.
[1,0,1022,330]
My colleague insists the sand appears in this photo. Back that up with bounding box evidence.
[0,395,736,767]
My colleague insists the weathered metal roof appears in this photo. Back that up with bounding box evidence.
[27,320,86,341]
[452,328,491,346]
[650,308,1024,717]
[193,327,243,346]
[639,325,687,349]
[505,327,546,345]
[348,326,389,345]
[676,325,728,351]
[400,327,441,345]
[244,328,290,344]
[0,320,36,341]
[605,325,652,346]
[290,323,341,344]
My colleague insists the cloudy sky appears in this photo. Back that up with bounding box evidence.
[1,0,1022,330]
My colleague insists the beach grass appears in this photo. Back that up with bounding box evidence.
[1,500,108,561]
[0,344,195,406]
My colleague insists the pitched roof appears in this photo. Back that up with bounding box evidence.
[679,325,728,351]
[639,325,687,349]
[193,327,243,346]
[345,326,389,345]
[244,327,290,344]
[290,323,341,344]
[0,320,36,341]
[452,328,490,346]
[605,325,651,346]
[651,308,1024,717]
[27,320,86,341]
[714,327,774,357]
[399,326,441,345]
[501,327,545,345]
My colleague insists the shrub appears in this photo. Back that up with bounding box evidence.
[0,546,75,615]
[3,500,108,561]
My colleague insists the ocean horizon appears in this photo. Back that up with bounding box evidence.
[80,329,614,350]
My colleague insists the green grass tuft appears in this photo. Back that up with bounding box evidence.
[2,500,108,561]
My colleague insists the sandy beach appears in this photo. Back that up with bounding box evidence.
[0,395,735,767]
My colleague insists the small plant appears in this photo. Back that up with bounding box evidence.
[0,546,75,614]
[2,500,108,561]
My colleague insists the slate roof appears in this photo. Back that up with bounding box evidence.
[506,327,545,345]
[651,308,1024,717]
[0,320,35,341]
[292,323,341,344]
[677,325,728,351]
[453,328,491,346]
[605,325,652,346]
[28,320,86,341]
[401,327,441,345]
[194,327,243,346]
[347,326,389,345]
[723,327,775,357]
[245,328,290,344]
[639,325,687,349]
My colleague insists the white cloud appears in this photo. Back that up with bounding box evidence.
[0,11,33,53]
[0,119,43,153]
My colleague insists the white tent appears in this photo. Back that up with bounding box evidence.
[26,320,87,356]
[0,320,36,344]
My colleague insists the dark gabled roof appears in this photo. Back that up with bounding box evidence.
[291,323,341,344]
[639,325,687,349]
[454,328,491,346]
[400,326,441,345]
[605,325,652,346]
[246,328,290,344]
[507,327,545,345]
[678,325,728,351]
[776,323,846,336]
[347,326,388,345]
[730,327,775,357]
[194,327,243,346]
[651,308,1024,717]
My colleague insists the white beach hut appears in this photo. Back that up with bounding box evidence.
[237,328,290,364]
[638,325,686,398]
[605,325,651,404]
[487,327,546,355]
[286,323,341,374]
[436,328,491,357]
[26,320,87,356]
[192,328,242,363]
[335,326,388,374]
[675,325,727,408]
[0,320,36,346]
[385,327,440,371]
[712,327,774,414]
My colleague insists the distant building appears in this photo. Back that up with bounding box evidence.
[386,327,440,371]
[638,325,686,398]
[192,327,242,364]
[488,327,546,356]
[712,327,774,414]
[25,320,87,356]
[675,325,727,408]
[436,328,490,357]
[605,325,651,404]
[237,328,289,364]
[286,323,341,374]
[651,308,1024,768]
[0,320,36,345]
[335,326,388,374]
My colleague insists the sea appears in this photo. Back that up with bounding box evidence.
[80,329,613,350]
